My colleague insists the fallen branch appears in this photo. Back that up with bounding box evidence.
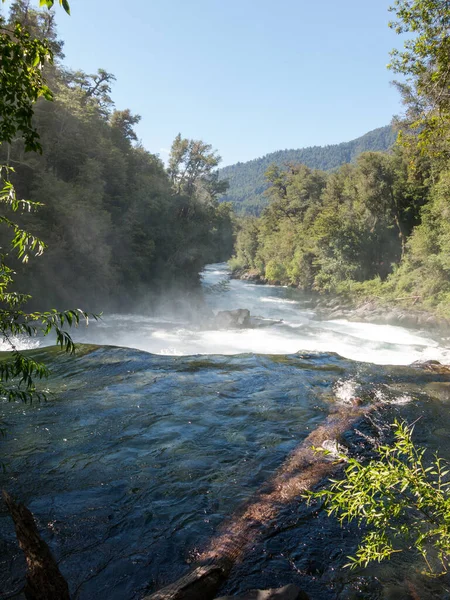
[2,491,70,600]
[143,564,227,600]
[145,401,379,600]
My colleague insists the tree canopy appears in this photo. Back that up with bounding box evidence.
[0,1,234,405]
[229,0,450,318]
[218,126,397,215]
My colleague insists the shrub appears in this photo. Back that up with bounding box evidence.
[306,421,450,576]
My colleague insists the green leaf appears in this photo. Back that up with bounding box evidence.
[61,0,71,14]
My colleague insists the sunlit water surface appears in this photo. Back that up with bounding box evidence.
[1,264,450,599]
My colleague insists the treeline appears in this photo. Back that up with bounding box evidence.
[230,2,450,318]
[218,126,397,215]
[230,3,450,317]
[0,1,233,313]
[230,137,450,315]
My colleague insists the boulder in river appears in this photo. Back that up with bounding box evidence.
[410,359,450,373]
[212,309,283,330]
[214,309,251,329]
[230,268,267,284]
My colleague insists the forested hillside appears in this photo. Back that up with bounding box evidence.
[0,1,234,313]
[219,125,397,214]
[230,0,450,318]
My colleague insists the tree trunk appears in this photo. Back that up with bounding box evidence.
[2,490,70,600]
[146,401,379,600]
[393,211,407,258]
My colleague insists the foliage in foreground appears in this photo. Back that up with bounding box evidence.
[307,421,450,576]
[0,161,92,403]
[0,0,93,406]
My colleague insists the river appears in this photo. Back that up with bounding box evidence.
[59,263,450,366]
[1,264,450,599]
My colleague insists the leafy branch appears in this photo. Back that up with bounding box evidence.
[39,0,70,14]
[0,0,96,411]
[0,172,97,401]
[305,421,450,576]
[0,20,54,152]
[1,0,70,15]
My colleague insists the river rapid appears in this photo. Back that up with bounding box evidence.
[1,264,450,599]
[53,263,450,366]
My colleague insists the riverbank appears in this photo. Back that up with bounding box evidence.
[230,268,450,334]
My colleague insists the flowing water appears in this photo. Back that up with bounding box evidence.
[35,263,449,366]
[1,264,450,599]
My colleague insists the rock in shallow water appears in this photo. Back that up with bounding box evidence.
[215,584,310,600]
[215,309,251,329]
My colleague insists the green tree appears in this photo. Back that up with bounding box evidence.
[168,133,228,199]
[67,68,116,115]
[0,2,235,311]
[381,0,450,314]
[389,0,450,159]
[229,216,260,271]
[110,109,141,144]
[356,152,409,257]
[0,10,53,151]
[0,0,92,405]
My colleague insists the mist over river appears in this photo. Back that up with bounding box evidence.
[50,263,450,365]
[1,264,450,599]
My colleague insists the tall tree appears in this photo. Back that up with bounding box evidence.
[168,134,228,199]
[389,0,450,159]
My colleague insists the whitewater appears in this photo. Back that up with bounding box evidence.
[33,262,450,366]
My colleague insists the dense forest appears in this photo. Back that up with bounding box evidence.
[230,0,450,318]
[218,126,397,215]
[2,0,448,325]
[0,1,234,313]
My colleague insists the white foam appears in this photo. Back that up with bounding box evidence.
[375,389,387,403]
[0,336,40,352]
[334,379,360,405]
[260,297,300,305]
[64,316,450,366]
[391,394,413,405]
[321,439,348,459]
[54,263,450,367]
[324,319,438,347]
[159,347,181,356]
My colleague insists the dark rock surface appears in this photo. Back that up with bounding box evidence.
[215,584,309,600]
[410,359,450,373]
[203,308,282,331]
[230,268,267,284]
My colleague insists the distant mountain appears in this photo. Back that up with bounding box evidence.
[219,125,397,215]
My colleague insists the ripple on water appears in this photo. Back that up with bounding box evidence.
[1,347,449,598]
[1,264,450,598]
[1,347,353,599]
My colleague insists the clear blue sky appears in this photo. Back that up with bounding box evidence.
[40,1,404,165]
